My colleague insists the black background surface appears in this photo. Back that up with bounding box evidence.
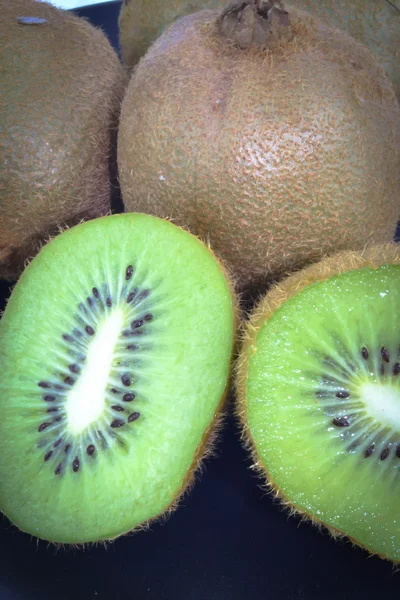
[1,2,400,599]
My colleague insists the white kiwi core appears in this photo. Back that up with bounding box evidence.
[66,310,125,435]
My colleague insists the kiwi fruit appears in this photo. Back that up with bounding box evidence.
[236,243,400,563]
[118,1,400,294]
[118,0,222,68]
[0,213,236,544]
[0,0,127,280]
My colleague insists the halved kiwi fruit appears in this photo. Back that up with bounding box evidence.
[0,213,236,544]
[236,244,400,562]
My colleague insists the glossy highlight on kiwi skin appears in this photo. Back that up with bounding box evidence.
[236,243,400,563]
[0,213,236,545]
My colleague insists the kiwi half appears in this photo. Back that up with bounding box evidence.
[0,213,236,544]
[236,244,400,562]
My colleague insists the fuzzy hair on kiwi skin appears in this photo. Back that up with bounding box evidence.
[118,0,223,69]
[235,242,400,565]
[0,0,128,280]
[118,3,400,294]
[0,214,241,548]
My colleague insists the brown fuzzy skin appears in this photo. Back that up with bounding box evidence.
[286,0,400,101]
[118,0,400,96]
[118,0,223,69]
[235,242,400,564]
[118,5,400,293]
[0,0,128,280]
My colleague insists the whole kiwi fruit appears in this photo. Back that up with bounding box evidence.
[236,242,400,563]
[0,212,237,544]
[118,0,400,98]
[118,1,400,293]
[0,0,127,280]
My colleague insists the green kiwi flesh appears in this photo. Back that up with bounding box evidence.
[242,264,400,562]
[0,213,235,544]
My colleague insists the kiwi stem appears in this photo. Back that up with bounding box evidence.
[219,0,289,49]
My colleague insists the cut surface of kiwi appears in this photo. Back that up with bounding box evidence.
[0,213,236,544]
[237,245,400,562]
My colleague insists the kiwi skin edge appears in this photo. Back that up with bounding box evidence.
[235,242,400,564]
[1,217,241,549]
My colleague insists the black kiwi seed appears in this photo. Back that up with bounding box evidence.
[364,444,375,458]
[380,448,390,461]
[131,319,144,329]
[64,376,75,386]
[332,416,350,427]
[111,405,125,412]
[38,422,52,432]
[54,438,63,448]
[43,395,56,402]
[85,325,95,336]
[121,373,131,387]
[87,297,94,308]
[361,347,369,360]
[38,381,51,389]
[127,344,139,351]
[92,287,99,298]
[144,313,153,322]
[47,407,58,413]
[381,347,390,363]
[111,419,125,428]
[106,297,112,307]
[55,464,63,476]
[62,334,75,343]
[86,445,96,456]
[72,457,80,472]
[65,444,71,453]
[128,412,140,423]
[68,364,80,374]
[336,390,350,399]
[44,451,53,462]
[123,393,135,402]
[394,363,400,375]
[125,265,134,280]
[127,289,138,303]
